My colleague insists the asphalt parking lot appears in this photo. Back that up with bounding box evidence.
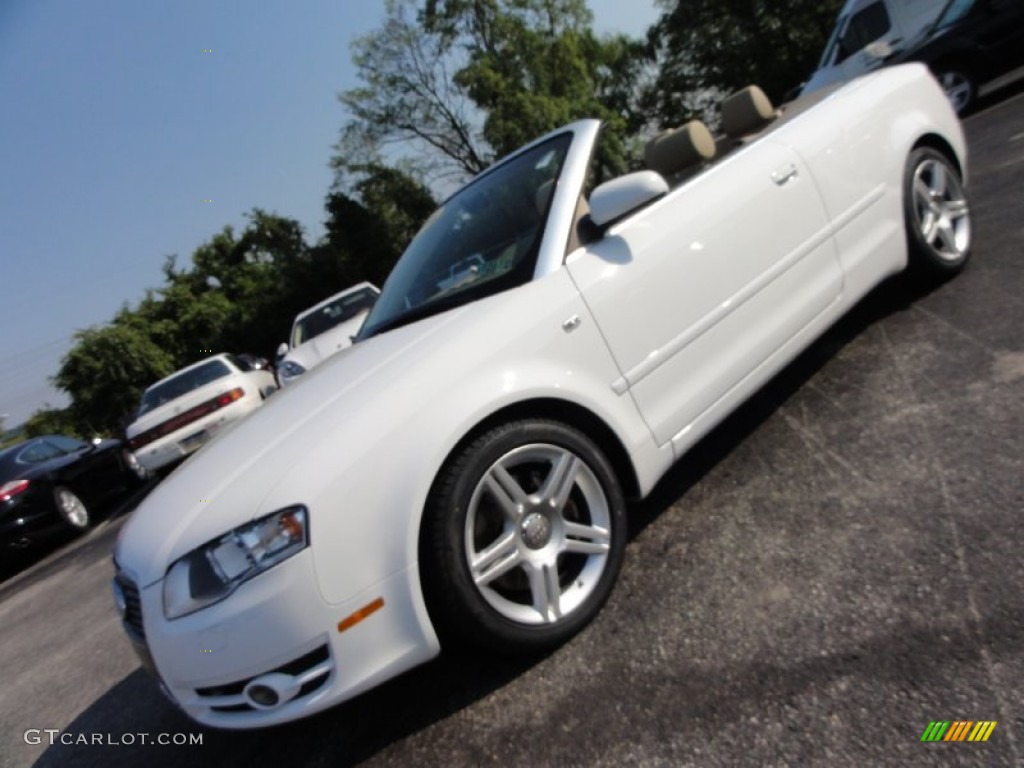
[2,90,1022,768]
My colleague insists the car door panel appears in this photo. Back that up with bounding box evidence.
[54,447,106,502]
[568,140,842,447]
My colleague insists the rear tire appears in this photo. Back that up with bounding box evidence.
[421,419,627,654]
[903,147,972,282]
[53,487,91,531]
[934,67,976,115]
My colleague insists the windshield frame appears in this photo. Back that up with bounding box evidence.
[357,120,601,341]
[358,134,572,339]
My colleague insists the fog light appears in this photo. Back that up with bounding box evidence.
[243,672,301,709]
[247,685,279,708]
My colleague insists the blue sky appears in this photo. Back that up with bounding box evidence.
[0,0,658,429]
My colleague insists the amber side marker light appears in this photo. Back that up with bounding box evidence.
[337,597,385,633]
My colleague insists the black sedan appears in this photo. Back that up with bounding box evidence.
[889,0,1024,114]
[0,435,145,551]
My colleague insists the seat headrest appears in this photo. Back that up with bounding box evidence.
[644,120,716,177]
[721,86,774,138]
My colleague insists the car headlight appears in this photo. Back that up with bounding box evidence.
[277,360,306,385]
[162,506,308,619]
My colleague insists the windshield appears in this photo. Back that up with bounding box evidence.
[932,0,976,30]
[292,286,379,347]
[358,134,572,339]
[137,359,232,416]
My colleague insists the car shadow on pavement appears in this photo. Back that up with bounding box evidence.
[33,650,544,767]
[35,607,1023,767]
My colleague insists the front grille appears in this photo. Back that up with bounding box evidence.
[195,644,332,713]
[116,573,146,641]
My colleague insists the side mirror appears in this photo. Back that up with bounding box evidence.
[864,40,894,61]
[589,171,669,229]
[276,342,288,359]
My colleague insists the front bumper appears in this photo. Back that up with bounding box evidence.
[115,551,439,729]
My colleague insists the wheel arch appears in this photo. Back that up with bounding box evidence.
[425,397,642,509]
[911,133,964,181]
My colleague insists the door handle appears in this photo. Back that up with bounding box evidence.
[771,163,799,186]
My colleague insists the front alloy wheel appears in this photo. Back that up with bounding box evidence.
[904,147,971,280]
[423,420,626,652]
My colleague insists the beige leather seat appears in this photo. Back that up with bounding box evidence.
[643,120,716,185]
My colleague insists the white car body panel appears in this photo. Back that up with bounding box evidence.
[569,138,842,447]
[114,64,966,728]
[125,355,276,472]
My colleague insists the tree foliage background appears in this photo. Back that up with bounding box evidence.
[645,0,844,124]
[29,180,433,438]
[28,0,843,438]
[337,0,648,183]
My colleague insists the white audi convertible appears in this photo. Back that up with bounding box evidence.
[113,64,971,728]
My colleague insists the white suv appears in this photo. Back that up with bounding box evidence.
[802,0,945,95]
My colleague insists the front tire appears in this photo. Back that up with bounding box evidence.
[904,147,972,281]
[421,420,627,653]
[53,487,90,531]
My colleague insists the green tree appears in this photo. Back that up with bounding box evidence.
[52,325,175,434]
[22,406,82,439]
[319,164,437,287]
[338,0,647,182]
[125,211,318,363]
[646,0,844,126]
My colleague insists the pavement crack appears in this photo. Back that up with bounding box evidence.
[909,303,998,356]
[778,408,867,485]
[878,323,1020,764]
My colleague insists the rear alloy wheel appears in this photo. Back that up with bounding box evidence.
[904,147,972,280]
[935,69,976,115]
[54,487,90,531]
[423,420,626,653]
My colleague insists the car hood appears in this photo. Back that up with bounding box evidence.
[115,308,465,587]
